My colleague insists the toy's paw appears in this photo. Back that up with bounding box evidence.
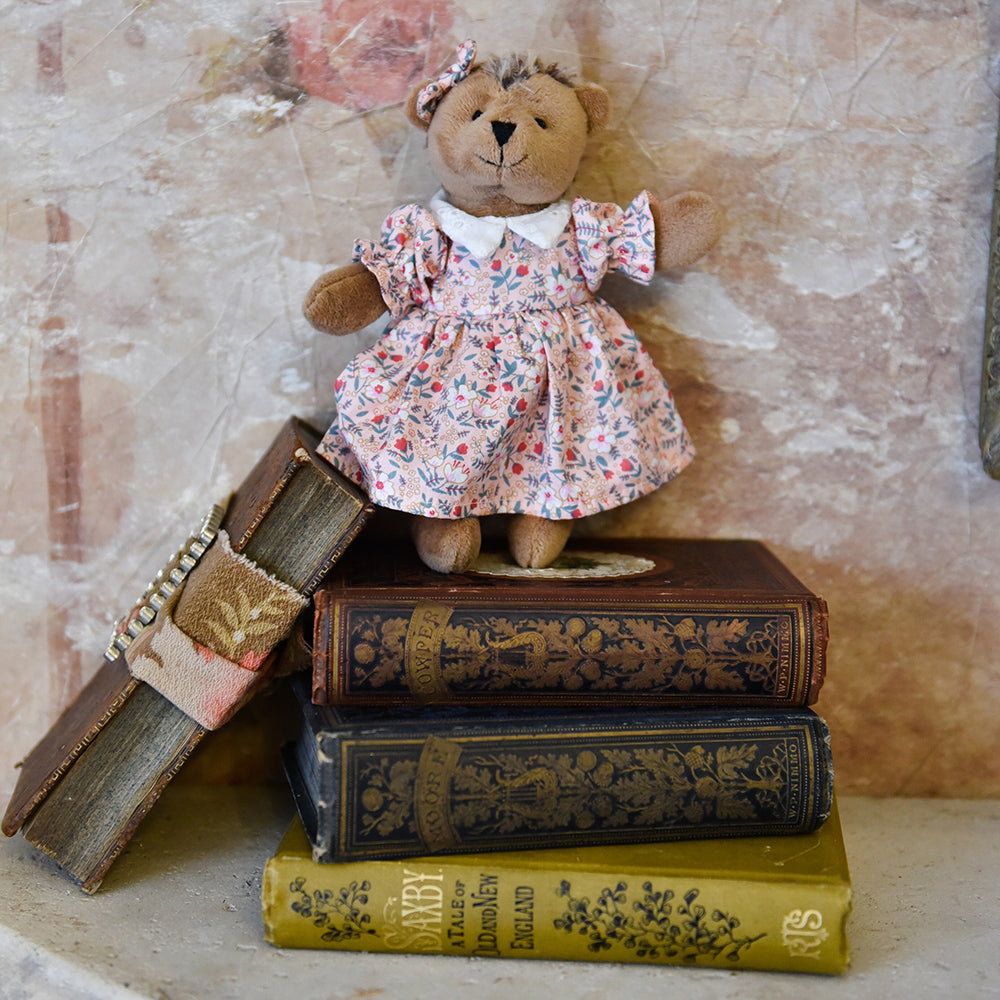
[412,516,482,574]
[303,262,388,336]
[507,515,573,569]
[652,190,723,271]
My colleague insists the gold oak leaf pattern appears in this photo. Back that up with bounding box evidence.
[198,586,301,662]
[345,608,787,697]
[351,736,793,846]
[172,529,306,665]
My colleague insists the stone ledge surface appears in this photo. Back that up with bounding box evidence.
[1,786,997,1000]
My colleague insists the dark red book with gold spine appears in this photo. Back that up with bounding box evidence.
[310,538,828,709]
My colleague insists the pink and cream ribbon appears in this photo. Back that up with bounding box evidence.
[415,39,477,124]
[125,529,307,730]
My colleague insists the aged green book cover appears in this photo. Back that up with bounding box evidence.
[263,799,851,974]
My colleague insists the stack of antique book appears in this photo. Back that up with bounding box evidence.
[1,416,851,974]
[264,522,851,973]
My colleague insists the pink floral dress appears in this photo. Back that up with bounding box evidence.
[318,191,694,520]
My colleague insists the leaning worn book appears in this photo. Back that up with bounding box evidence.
[283,674,834,864]
[263,798,851,975]
[2,417,372,892]
[310,537,828,708]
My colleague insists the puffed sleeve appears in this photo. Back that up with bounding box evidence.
[571,191,656,292]
[351,205,448,319]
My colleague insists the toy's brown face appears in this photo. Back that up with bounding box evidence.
[426,69,592,216]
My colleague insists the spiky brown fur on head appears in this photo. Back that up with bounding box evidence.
[405,53,611,218]
[477,54,576,90]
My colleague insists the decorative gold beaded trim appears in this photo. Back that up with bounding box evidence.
[104,503,226,662]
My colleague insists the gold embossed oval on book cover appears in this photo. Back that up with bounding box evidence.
[414,735,462,851]
[403,602,455,701]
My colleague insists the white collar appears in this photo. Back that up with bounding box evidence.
[429,191,571,259]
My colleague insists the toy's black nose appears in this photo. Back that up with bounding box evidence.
[491,120,516,147]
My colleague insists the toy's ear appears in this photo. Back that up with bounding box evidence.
[575,83,611,133]
[405,84,431,131]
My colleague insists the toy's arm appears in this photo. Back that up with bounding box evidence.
[303,263,389,336]
[648,191,722,271]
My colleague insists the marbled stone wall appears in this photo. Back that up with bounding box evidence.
[2,0,997,799]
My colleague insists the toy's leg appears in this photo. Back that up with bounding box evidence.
[412,515,482,574]
[507,515,572,569]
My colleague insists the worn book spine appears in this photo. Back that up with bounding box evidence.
[4,417,372,892]
[314,593,826,708]
[17,671,208,890]
[0,654,140,841]
[310,539,828,709]
[285,677,834,864]
[262,811,852,974]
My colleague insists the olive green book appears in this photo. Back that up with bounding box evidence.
[263,799,851,974]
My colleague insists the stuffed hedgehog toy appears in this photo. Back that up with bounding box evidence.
[304,40,721,574]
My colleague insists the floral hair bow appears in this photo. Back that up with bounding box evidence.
[415,39,477,124]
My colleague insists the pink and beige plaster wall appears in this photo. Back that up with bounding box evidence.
[2,0,998,799]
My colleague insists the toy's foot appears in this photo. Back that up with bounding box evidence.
[507,515,572,569]
[412,516,481,574]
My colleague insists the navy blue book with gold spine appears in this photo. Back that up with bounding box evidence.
[282,674,834,864]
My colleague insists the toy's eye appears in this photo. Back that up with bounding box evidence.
[472,110,483,121]
[535,117,548,129]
